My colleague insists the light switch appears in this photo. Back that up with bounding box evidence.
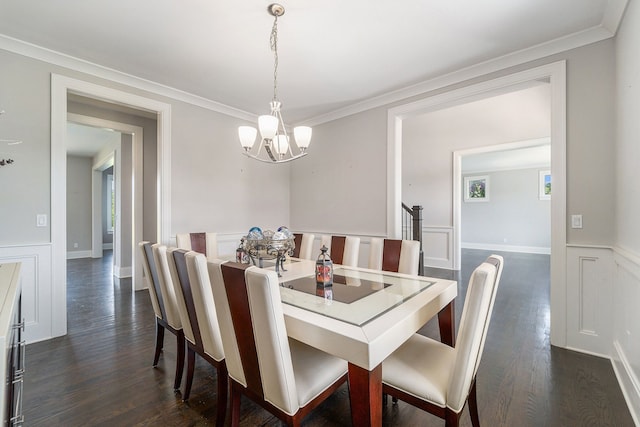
[36,214,47,227]
[571,214,582,229]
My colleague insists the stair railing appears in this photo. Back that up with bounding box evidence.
[401,203,424,275]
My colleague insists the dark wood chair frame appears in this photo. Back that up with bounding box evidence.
[383,256,502,427]
[383,377,480,427]
[221,262,348,427]
[141,242,185,391]
[172,249,228,427]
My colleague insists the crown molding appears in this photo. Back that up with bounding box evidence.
[0,34,257,122]
[303,24,614,126]
[1,0,628,128]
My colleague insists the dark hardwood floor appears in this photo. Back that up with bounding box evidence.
[23,249,634,426]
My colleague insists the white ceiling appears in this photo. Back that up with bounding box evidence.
[0,0,627,124]
[462,143,550,174]
[66,123,121,157]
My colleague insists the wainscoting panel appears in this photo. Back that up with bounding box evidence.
[566,246,613,357]
[422,226,453,269]
[611,247,640,425]
[0,244,53,343]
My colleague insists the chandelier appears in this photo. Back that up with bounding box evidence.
[238,3,311,164]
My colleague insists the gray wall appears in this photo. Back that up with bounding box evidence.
[402,83,550,225]
[169,101,291,235]
[102,167,113,245]
[68,99,158,242]
[119,134,133,268]
[0,48,290,247]
[616,0,640,253]
[66,155,92,252]
[0,51,51,244]
[290,39,615,247]
[462,168,550,249]
[290,107,388,235]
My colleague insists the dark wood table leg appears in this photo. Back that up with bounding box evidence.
[437,300,455,347]
[348,362,382,427]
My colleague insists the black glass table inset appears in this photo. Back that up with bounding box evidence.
[280,274,391,304]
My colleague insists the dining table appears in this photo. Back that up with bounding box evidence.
[259,257,457,427]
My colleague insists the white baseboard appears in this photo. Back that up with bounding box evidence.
[114,266,132,278]
[461,242,551,254]
[102,243,113,250]
[66,250,92,259]
[612,340,640,426]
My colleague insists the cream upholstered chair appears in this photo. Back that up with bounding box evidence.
[368,238,421,275]
[382,255,504,427]
[167,249,227,426]
[208,260,349,427]
[176,232,218,260]
[320,235,360,266]
[138,242,185,391]
[292,233,315,260]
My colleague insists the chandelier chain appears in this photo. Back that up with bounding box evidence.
[237,4,311,164]
[270,14,279,103]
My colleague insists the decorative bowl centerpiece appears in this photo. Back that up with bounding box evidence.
[242,226,295,276]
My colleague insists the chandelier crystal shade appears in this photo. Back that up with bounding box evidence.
[238,3,312,164]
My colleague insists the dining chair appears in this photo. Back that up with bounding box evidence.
[208,259,349,427]
[167,248,227,426]
[381,255,504,427]
[292,233,315,260]
[320,235,360,266]
[138,242,185,391]
[368,238,421,275]
[176,232,218,260]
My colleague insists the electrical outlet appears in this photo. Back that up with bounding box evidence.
[36,214,47,227]
[571,214,583,229]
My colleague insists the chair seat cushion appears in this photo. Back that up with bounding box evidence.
[382,333,455,407]
[289,338,348,408]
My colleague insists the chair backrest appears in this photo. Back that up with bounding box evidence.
[320,235,360,267]
[368,238,420,275]
[151,244,182,330]
[446,255,504,413]
[172,250,224,362]
[208,259,245,388]
[164,247,195,344]
[209,260,300,415]
[138,241,165,320]
[292,233,315,260]
[176,232,218,260]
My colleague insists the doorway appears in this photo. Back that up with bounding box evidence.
[387,61,567,347]
[67,113,144,288]
[50,74,172,338]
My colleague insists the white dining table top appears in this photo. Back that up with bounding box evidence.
[260,258,457,371]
